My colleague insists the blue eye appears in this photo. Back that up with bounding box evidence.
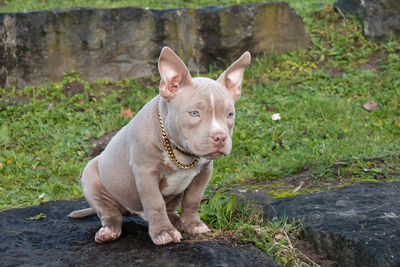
[228,112,234,118]
[189,111,200,117]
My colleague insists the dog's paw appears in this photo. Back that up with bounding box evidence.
[193,222,210,234]
[150,227,182,245]
[95,226,121,243]
[182,219,210,235]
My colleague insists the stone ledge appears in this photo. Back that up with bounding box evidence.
[258,182,400,267]
[0,3,310,88]
[0,198,280,266]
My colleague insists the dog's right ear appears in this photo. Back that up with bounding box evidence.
[158,47,192,101]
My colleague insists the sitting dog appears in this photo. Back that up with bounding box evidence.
[69,47,251,245]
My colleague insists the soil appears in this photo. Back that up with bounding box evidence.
[361,51,388,72]
[88,130,119,156]
[62,81,85,98]
[295,238,338,267]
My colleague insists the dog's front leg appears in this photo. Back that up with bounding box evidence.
[180,161,213,234]
[135,170,182,245]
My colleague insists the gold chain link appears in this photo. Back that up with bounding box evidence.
[158,110,199,170]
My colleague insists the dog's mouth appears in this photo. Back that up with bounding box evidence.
[203,152,225,160]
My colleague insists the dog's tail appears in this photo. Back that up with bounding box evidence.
[68,208,97,218]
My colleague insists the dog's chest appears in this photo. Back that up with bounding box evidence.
[160,153,206,196]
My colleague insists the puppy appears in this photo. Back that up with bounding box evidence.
[69,47,251,245]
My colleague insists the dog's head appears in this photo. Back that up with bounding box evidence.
[158,47,251,160]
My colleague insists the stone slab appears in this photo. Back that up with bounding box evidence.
[0,198,280,267]
[262,182,400,267]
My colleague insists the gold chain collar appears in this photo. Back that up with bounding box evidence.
[158,110,200,170]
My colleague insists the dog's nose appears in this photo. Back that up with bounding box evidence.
[211,132,226,147]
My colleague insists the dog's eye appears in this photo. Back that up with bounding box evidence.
[189,111,200,117]
[227,112,234,119]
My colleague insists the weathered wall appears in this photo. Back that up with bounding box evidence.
[0,3,310,88]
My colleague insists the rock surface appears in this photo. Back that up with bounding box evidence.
[256,182,400,267]
[0,3,310,88]
[0,198,280,267]
[334,0,400,40]
[333,0,361,14]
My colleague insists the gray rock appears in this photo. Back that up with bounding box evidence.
[362,0,400,40]
[261,182,400,267]
[334,0,361,14]
[0,198,280,266]
[334,0,400,40]
[0,3,310,88]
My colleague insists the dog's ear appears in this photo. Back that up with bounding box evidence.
[217,52,251,101]
[158,47,192,101]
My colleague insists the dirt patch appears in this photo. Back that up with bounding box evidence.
[295,238,338,267]
[316,60,343,78]
[361,51,388,72]
[62,81,85,98]
[88,130,119,157]
[191,229,240,247]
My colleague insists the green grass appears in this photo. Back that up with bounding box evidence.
[199,192,310,266]
[1,0,331,14]
[1,0,400,266]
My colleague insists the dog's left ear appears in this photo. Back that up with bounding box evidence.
[158,47,192,101]
[217,52,251,101]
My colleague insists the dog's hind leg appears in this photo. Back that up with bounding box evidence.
[81,156,126,243]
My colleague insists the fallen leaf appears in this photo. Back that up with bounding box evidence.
[275,233,284,240]
[28,213,46,221]
[120,108,134,119]
[363,101,379,112]
[266,105,278,112]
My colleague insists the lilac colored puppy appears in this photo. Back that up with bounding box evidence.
[69,47,251,245]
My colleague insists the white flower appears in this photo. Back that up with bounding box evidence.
[272,113,281,121]
[39,193,46,199]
